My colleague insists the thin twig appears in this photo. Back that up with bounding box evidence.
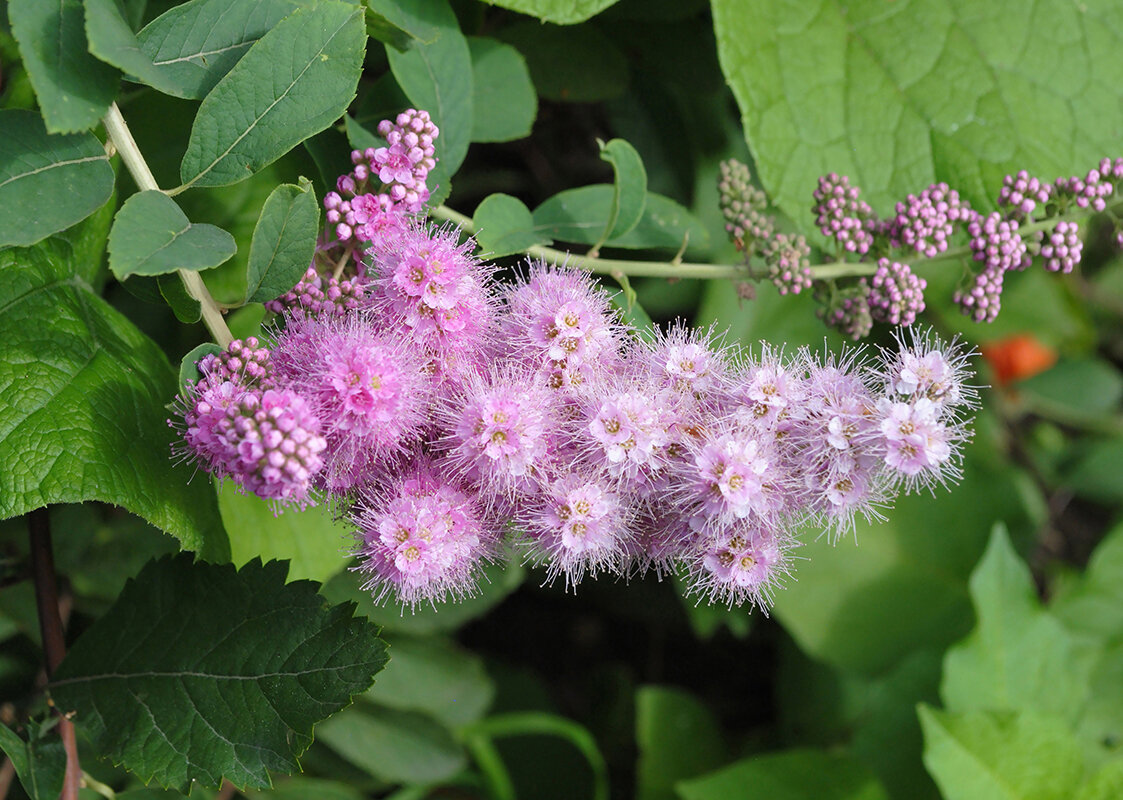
[0,757,15,800]
[28,509,81,800]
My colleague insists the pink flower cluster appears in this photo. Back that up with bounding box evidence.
[175,242,978,611]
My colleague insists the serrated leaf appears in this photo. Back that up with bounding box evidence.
[473,193,551,257]
[533,186,708,252]
[636,685,726,800]
[244,179,319,303]
[316,704,466,784]
[51,555,387,789]
[8,0,118,133]
[0,110,115,247]
[108,190,237,279]
[480,0,621,25]
[386,0,473,178]
[598,138,647,243]
[179,1,365,189]
[83,0,196,98]
[0,239,228,560]
[498,20,627,102]
[0,723,66,800]
[218,480,350,584]
[676,748,889,800]
[365,635,494,727]
[178,342,224,393]
[712,0,1123,226]
[918,706,1084,800]
[136,0,307,100]
[941,525,1096,722]
[468,37,536,143]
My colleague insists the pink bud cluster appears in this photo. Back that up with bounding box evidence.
[264,266,366,318]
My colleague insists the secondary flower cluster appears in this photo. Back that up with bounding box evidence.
[720,157,1123,337]
[173,225,978,611]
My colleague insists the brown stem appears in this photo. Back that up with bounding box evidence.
[28,509,81,800]
[0,757,15,800]
[215,779,238,800]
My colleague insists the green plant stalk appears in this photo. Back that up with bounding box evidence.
[102,103,234,348]
[464,733,516,800]
[460,712,609,800]
[433,193,1123,283]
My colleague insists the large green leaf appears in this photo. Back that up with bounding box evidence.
[316,704,466,784]
[244,178,320,303]
[0,239,228,560]
[1075,760,1123,800]
[51,555,387,789]
[772,429,1041,676]
[473,193,552,257]
[941,526,1095,721]
[108,190,237,279]
[498,20,628,102]
[635,685,726,800]
[83,0,195,98]
[385,0,473,177]
[676,749,889,800]
[219,480,351,584]
[136,0,306,100]
[179,1,365,189]
[480,0,621,26]
[0,723,65,800]
[533,186,708,253]
[918,706,1085,800]
[468,36,536,143]
[712,0,1123,225]
[8,0,118,133]
[0,110,115,247]
[364,635,494,727]
[1053,521,1123,640]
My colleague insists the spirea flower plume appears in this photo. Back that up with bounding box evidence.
[169,113,987,612]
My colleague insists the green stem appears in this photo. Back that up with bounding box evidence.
[81,771,116,800]
[464,733,517,800]
[433,191,1123,285]
[460,712,609,800]
[102,103,233,348]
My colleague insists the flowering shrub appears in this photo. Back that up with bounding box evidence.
[3,2,1123,799]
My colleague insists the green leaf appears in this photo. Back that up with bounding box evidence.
[480,0,622,26]
[1053,521,1123,639]
[108,190,236,279]
[0,239,229,560]
[244,178,319,303]
[344,115,381,152]
[136,0,306,100]
[468,37,536,143]
[365,635,494,727]
[636,685,726,800]
[179,1,365,189]
[178,343,225,393]
[712,0,1123,226]
[1061,440,1123,505]
[473,193,551,257]
[245,777,366,800]
[83,0,195,98]
[365,5,415,52]
[0,723,66,800]
[316,704,467,784]
[51,555,387,789]
[498,20,628,102]
[1075,760,1123,800]
[8,0,118,133]
[918,706,1085,800]
[597,138,647,243]
[772,436,1041,675]
[385,0,473,177]
[533,186,708,252]
[0,110,115,247]
[1018,358,1123,415]
[219,480,350,584]
[158,273,202,323]
[676,749,889,800]
[320,558,525,635]
[941,525,1096,722]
